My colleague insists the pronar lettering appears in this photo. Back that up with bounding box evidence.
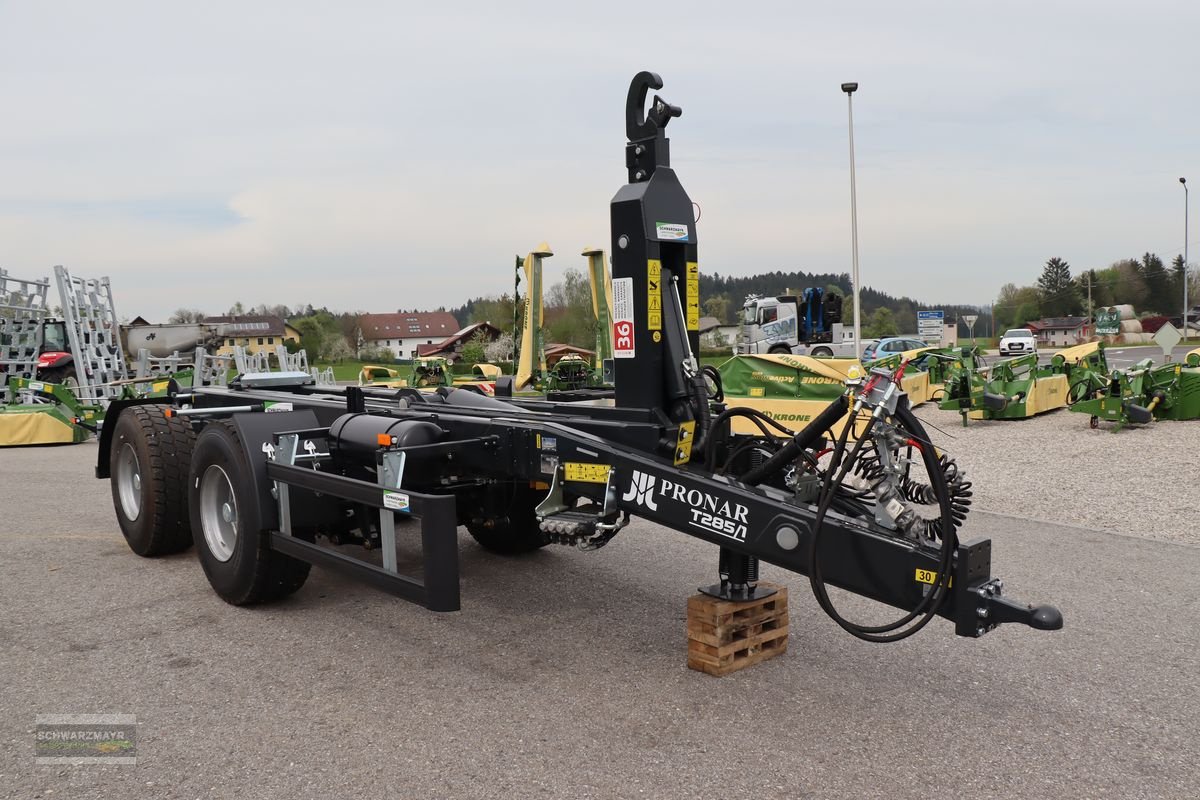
[621,470,749,542]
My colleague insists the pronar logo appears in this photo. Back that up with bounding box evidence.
[621,470,659,511]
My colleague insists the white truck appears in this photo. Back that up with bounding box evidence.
[735,291,861,357]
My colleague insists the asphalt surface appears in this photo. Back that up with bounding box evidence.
[1101,344,1196,370]
[2,442,1199,799]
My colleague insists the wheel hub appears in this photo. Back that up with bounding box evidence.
[116,443,142,522]
[199,465,239,563]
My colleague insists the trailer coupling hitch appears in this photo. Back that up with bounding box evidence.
[966,579,1063,636]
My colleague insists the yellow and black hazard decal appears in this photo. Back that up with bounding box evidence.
[564,462,610,483]
[686,261,700,331]
[914,568,951,587]
[647,259,662,331]
[673,420,696,466]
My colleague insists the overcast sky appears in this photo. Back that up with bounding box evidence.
[1,1,1197,321]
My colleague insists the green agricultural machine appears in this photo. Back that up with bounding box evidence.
[1,266,194,446]
[938,348,1070,426]
[866,346,963,394]
[1069,352,1200,431]
[0,377,103,445]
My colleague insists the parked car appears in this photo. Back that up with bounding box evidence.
[861,336,930,362]
[999,328,1038,357]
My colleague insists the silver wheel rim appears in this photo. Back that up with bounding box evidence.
[199,464,238,562]
[116,443,143,521]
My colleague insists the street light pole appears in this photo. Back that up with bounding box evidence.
[842,82,862,358]
[1182,177,1190,340]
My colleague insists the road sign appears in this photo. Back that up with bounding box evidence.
[918,310,944,342]
[963,314,979,342]
[1154,321,1181,361]
[1095,307,1120,336]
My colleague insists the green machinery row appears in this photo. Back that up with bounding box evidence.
[715,341,1200,434]
[1,265,221,447]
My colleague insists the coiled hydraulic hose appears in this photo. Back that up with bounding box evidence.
[807,401,957,642]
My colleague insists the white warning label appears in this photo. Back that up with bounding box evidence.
[612,277,635,359]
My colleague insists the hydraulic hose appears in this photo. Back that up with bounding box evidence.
[739,394,849,486]
[807,402,957,642]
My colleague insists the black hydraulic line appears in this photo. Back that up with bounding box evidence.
[806,403,956,642]
[739,394,849,486]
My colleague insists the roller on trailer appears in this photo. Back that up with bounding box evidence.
[95,71,1061,651]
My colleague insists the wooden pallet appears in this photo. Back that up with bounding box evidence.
[686,582,789,676]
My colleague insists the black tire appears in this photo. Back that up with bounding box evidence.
[811,347,833,358]
[768,345,791,355]
[109,404,195,556]
[465,482,550,555]
[188,422,310,604]
[40,364,78,390]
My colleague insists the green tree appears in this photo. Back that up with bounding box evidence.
[1171,254,1186,313]
[866,307,898,338]
[1013,302,1040,328]
[458,331,489,365]
[168,308,206,323]
[469,294,518,334]
[1138,252,1170,313]
[994,283,1041,329]
[544,268,597,348]
[1037,257,1081,317]
[1113,259,1149,310]
[703,295,730,324]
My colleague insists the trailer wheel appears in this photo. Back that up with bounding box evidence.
[41,365,78,391]
[465,482,550,555]
[810,346,833,358]
[109,404,195,556]
[189,422,310,604]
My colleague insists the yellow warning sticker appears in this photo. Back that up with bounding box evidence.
[914,568,951,587]
[673,420,696,465]
[564,462,611,483]
[647,260,662,331]
[686,261,700,331]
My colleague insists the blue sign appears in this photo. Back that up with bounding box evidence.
[918,311,944,321]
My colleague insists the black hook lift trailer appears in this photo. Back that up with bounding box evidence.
[96,72,1062,645]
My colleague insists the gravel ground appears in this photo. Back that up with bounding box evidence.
[912,404,1200,545]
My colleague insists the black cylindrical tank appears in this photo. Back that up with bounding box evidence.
[328,414,443,460]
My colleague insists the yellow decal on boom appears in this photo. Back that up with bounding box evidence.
[674,420,696,465]
[915,568,952,587]
[686,261,700,331]
[647,259,662,331]
[564,462,611,483]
